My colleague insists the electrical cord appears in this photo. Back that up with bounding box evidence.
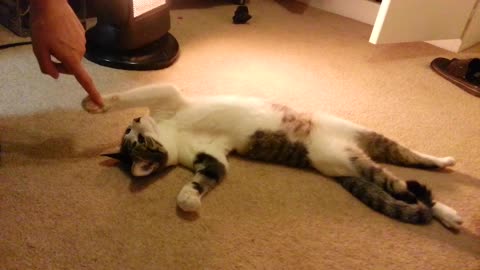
[0,41,32,50]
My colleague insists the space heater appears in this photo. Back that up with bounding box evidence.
[85,0,179,70]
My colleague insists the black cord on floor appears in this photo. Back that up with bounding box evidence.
[0,41,32,50]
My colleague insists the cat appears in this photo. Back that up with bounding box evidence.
[82,84,463,230]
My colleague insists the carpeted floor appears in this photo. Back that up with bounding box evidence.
[1,1,480,269]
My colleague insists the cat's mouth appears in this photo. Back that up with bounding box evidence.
[131,159,161,177]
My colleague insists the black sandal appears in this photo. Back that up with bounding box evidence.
[430,57,480,97]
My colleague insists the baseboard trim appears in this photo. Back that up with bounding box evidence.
[426,39,463,53]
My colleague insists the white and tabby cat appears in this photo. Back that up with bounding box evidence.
[82,84,463,230]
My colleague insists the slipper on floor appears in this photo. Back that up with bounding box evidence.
[430,57,480,97]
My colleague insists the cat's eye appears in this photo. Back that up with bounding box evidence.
[138,134,145,144]
[125,128,131,134]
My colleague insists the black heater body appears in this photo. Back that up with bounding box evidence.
[85,0,179,70]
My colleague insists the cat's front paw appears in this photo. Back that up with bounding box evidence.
[82,96,107,113]
[177,186,202,212]
[82,95,119,113]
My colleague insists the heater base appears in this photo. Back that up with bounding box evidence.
[85,32,179,70]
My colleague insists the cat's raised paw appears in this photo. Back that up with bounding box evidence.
[82,97,107,113]
[177,186,202,212]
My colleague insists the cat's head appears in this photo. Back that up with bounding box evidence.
[103,116,176,177]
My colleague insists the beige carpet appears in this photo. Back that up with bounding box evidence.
[1,1,480,269]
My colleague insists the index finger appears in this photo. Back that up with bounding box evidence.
[69,62,104,107]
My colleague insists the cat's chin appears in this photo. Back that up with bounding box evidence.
[131,160,160,177]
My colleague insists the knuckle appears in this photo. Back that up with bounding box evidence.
[39,66,50,75]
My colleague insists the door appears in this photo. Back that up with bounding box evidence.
[370,0,478,44]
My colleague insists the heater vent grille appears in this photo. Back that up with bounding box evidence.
[133,0,166,18]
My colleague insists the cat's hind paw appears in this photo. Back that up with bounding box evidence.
[177,186,202,212]
[436,156,456,168]
[432,202,463,231]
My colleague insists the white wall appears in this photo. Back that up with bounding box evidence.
[298,0,380,25]
[301,0,480,52]
[460,1,480,50]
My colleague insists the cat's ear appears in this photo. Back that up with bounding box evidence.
[131,160,160,177]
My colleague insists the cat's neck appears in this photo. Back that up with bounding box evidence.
[154,120,179,166]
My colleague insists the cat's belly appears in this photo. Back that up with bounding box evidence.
[239,130,311,168]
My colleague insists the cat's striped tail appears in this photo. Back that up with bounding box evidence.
[335,176,433,224]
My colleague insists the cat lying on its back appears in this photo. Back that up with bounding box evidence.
[82,84,463,231]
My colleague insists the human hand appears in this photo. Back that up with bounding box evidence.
[30,0,103,106]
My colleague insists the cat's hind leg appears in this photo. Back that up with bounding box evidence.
[357,131,455,169]
[308,140,422,203]
[177,153,227,212]
[406,181,463,230]
[431,202,463,230]
[345,147,420,203]
[343,147,463,229]
[404,180,463,229]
